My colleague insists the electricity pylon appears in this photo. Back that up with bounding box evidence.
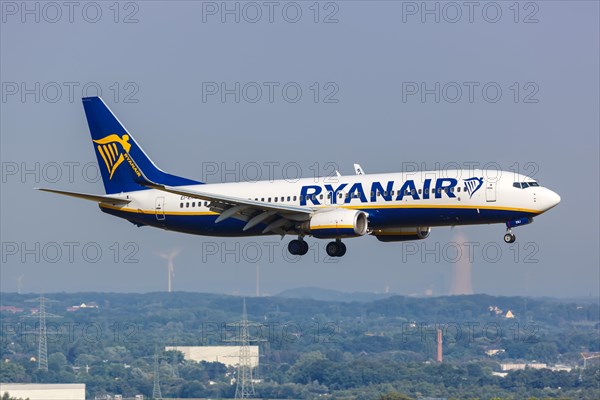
[227,298,263,399]
[152,347,162,399]
[25,296,61,371]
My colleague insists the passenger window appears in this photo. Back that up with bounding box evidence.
[418,189,422,194]
[180,203,183,208]
[287,196,291,201]
[186,202,189,208]
[391,190,395,196]
[293,196,297,201]
[192,202,195,207]
[268,197,272,202]
[457,187,461,192]
[320,194,323,200]
[274,198,278,202]
[205,201,209,207]
[261,198,264,202]
[339,193,343,198]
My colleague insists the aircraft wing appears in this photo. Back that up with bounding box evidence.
[36,188,131,205]
[146,182,313,233]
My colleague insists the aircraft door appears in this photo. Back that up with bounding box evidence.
[325,190,334,206]
[486,182,497,202]
[155,196,166,220]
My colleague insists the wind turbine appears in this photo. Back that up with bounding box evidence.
[158,250,180,293]
[17,275,24,295]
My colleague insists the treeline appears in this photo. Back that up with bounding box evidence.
[0,292,598,399]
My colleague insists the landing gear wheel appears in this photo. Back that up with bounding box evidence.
[288,240,302,255]
[299,240,309,255]
[288,239,309,256]
[326,242,339,257]
[337,242,347,257]
[503,233,516,244]
[326,240,346,257]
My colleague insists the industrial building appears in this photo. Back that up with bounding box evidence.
[0,383,85,400]
[165,345,259,368]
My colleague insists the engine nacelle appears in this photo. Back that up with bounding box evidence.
[304,209,368,239]
[372,227,431,242]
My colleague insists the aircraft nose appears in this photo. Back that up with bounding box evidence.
[542,189,561,211]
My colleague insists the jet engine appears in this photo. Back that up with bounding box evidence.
[302,209,368,239]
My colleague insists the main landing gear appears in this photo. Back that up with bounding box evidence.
[326,239,346,257]
[503,229,516,244]
[288,238,309,256]
[287,238,347,257]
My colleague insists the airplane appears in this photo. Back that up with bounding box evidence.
[38,97,561,257]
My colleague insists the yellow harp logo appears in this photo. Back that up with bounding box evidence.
[93,134,132,180]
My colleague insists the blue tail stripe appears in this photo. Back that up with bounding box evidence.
[82,97,201,194]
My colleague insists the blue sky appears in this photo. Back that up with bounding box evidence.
[1,1,598,297]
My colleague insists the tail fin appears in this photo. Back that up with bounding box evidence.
[82,97,201,194]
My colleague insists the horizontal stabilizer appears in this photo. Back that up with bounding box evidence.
[36,188,131,205]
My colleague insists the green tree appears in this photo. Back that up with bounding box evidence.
[378,392,414,400]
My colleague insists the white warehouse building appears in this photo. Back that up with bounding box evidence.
[0,383,85,400]
[166,345,259,368]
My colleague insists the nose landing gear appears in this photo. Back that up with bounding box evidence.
[503,230,516,243]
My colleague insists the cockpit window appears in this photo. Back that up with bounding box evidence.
[513,181,540,189]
